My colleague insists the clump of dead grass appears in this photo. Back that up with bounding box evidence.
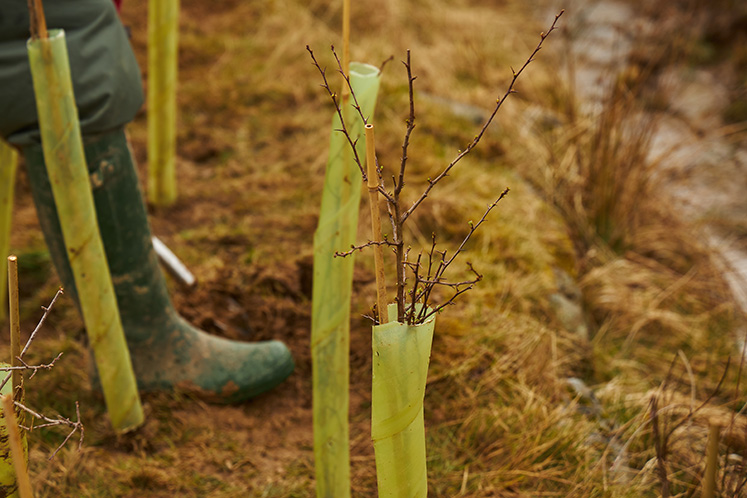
[496,6,747,495]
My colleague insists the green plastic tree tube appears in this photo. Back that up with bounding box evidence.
[311,62,381,498]
[0,363,26,498]
[372,305,436,498]
[0,141,17,324]
[27,30,144,432]
[148,0,180,207]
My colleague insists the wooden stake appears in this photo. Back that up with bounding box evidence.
[7,257,21,393]
[341,0,350,103]
[27,0,48,40]
[702,422,721,498]
[1,395,33,498]
[365,124,388,324]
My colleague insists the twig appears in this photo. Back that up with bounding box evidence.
[431,190,509,281]
[310,11,562,323]
[378,55,394,75]
[15,400,84,460]
[401,10,563,224]
[0,288,64,393]
[396,50,416,199]
[334,238,395,258]
[306,45,368,181]
[0,353,65,380]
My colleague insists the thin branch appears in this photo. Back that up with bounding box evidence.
[334,238,397,258]
[431,189,510,283]
[379,55,394,75]
[401,10,564,224]
[418,284,478,323]
[306,45,368,182]
[396,50,417,198]
[0,288,64,393]
[333,47,370,126]
[0,352,64,380]
[16,399,84,460]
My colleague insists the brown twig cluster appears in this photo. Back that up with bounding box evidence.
[308,11,563,324]
[17,401,84,460]
[2,288,84,459]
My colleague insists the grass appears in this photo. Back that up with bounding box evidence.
[1,0,746,496]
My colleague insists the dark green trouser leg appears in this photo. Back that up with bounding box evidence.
[24,128,294,402]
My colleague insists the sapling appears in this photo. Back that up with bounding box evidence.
[0,257,84,496]
[309,11,563,496]
[3,260,84,459]
[310,11,564,324]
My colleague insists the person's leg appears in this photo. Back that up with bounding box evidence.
[24,129,294,402]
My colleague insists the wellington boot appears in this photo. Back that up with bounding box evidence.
[23,129,294,403]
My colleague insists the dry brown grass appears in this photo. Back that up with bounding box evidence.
[1,0,746,496]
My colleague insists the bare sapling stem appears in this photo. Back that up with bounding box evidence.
[7,257,21,393]
[702,422,721,498]
[391,51,416,322]
[365,125,389,324]
[27,0,48,40]
[1,395,34,498]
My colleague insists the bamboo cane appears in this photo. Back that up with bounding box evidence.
[0,142,18,324]
[364,125,389,324]
[27,27,144,432]
[7,257,21,392]
[0,395,32,498]
[27,0,48,40]
[702,422,721,498]
[341,0,351,103]
[148,0,180,206]
[0,256,27,498]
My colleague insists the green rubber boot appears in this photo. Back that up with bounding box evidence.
[23,128,294,403]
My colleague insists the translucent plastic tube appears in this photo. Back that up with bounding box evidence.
[372,305,435,498]
[27,30,143,432]
[311,62,381,498]
[0,362,26,498]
